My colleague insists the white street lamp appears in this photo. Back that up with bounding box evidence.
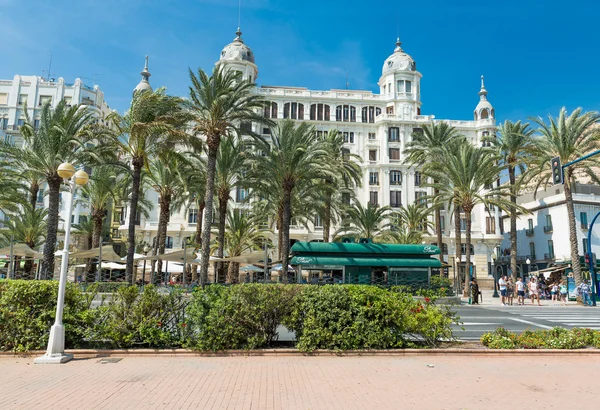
[35,163,88,364]
[526,258,531,278]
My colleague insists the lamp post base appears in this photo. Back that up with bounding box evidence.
[34,324,72,364]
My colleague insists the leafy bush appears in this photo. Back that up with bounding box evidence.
[90,285,186,348]
[0,280,95,352]
[480,327,517,349]
[286,285,457,352]
[81,282,131,294]
[482,327,600,349]
[186,284,300,351]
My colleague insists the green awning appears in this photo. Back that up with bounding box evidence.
[290,255,441,268]
[290,242,440,256]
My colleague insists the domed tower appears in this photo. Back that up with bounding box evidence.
[216,28,258,84]
[474,75,494,121]
[378,38,422,119]
[133,55,152,94]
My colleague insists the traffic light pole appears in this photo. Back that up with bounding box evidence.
[587,212,600,307]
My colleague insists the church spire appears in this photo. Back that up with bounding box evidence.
[478,75,488,100]
[134,55,153,93]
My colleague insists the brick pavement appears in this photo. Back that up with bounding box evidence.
[1,355,599,409]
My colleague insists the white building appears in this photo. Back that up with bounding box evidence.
[0,74,113,233]
[126,29,503,286]
[498,183,600,277]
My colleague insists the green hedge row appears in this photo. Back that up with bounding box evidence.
[0,280,458,352]
[480,327,600,349]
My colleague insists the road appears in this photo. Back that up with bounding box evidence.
[452,305,600,340]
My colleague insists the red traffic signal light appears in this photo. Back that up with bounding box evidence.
[551,157,563,185]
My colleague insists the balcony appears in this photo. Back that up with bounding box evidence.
[581,223,588,230]
[526,228,534,236]
[543,225,553,233]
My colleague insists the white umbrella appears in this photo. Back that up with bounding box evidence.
[271,264,295,272]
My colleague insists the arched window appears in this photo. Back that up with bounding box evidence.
[480,109,489,119]
[336,105,356,122]
[264,102,278,119]
[474,111,478,121]
[310,104,330,121]
[491,108,495,119]
[284,102,304,120]
[361,106,382,123]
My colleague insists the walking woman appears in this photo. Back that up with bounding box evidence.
[528,277,541,306]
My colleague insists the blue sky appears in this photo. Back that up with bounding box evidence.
[1,0,599,122]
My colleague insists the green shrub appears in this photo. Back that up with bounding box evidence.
[517,330,547,349]
[480,327,517,348]
[0,280,96,352]
[90,285,186,348]
[81,282,131,294]
[186,284,300,351]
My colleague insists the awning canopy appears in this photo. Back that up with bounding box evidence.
[67,245,123,262]
[219,252,267,264]
[529,265,569,278]
[291,242,440,256]
[290,255,442,268]
[0,243,42,259]
[136,248,197,262]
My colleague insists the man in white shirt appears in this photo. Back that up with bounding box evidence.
[498,275,508,306]
[515,277,525,305]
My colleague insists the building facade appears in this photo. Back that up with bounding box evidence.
[0,75,112,236]
[124,29,504,285]
[498,183,600,277]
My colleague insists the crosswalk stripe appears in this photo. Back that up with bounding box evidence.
[460,322,502,326]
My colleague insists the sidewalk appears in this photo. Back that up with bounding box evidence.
[460,289,579,307]
[1,355,599,409]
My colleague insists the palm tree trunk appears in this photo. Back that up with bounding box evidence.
[125,159,143,283]
[199,148,218,285]
[453,200,462,295]
[29,181,39,211]
[463,209,472,297]
[281,187,292,283]
[156,195,171,280]
[192,199,204,283]
[434,187,443,260]
[227,261,239,283]
[564,174,583,286]
[277,212,283,259]
[42,175,62,280]
[24,240,35,279]
[323,191,332,242]
[509,165,518,282]
[87,209,103,280]
[217,190,228,282]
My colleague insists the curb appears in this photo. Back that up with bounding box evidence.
[2,348,600,358]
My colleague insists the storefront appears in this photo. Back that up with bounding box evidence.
[290,242,441,286]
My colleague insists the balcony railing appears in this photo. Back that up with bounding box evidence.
[582,223,589,230]
[543,225,553,233]
[526,228,534,236]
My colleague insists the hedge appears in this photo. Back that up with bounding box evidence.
[0,280,458,352]
[480,327,600,349]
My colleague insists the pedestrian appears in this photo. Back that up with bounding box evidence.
[470,278,479,304]
[506,278,515,305]
[498,275,508,306]
[528,277,541,306]
[577,280,593,306]
[515,277,525,305]
[550,282,559,305]
[559,280,568,306]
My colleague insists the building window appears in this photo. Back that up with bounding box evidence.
[461,243,475,254]
[314,214,323,228]
[368,132,376,140]
[389,170,402,185]
[388,127,400,142]
[283,102,304,120]
[165,236,174,249]
[439,215,445,232]
[310,103,330,121]
[79,215,88,224]
[361,106,381,123]
[342,193,351,205]
[343,132,355,143]
[335,105,356,122]
[369,192,378,206]
[37,189,44,203]
[369,172,379,186]
[415,191,427,206]
[581,212,588,229]
[583,238,589,253]
[188,209,198,224]
[397,80,412,93]
[1,118,7,130]
[39,95,52,106]
[529,242,536,260]
[0,93,7,105]
[33,119,40,130]
[389,148,400,161]
[414,171,422,186]
[390,191,402,208]
[460,218,467,232]
[17,119,24,127]
[547,240,555,259]
[236,187,247,202]
[264,102,278,119]
[486,217,496,234]
[544,214,553,232]
[369,150,377,162]
[18,94,27,106]
[526,218,534,236]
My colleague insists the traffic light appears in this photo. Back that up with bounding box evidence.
[593,253,598,268]
[585,253,591,269]
[551,157,564,185]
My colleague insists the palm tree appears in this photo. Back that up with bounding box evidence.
[221,210,268,283]
[391,203,433,244]
[404,122,462,257]
[0,101,97,278]
[427,140,509,295]
[147,153,188,276]
[528,108,600,286]
[246,120,329,279]
[333,201,393,242]
[106,88,189,282]
[187,66,271,283]
[487,120,535,281]
[2,206,47,278]
[319,130,362,242]
[214,137,248,280]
